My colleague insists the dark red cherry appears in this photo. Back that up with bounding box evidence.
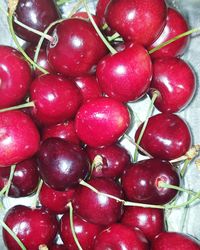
[14,0,60,43]
[47,18,107,77]
[105,0,167,46]
[0,45,32,109]
[96,44,152,102]
[149,8,189,58]
[86,143,131,178]
[135,113,191,160]
[0,157,39,197]
[94,223,149,250]
[50,244,67,250]
[152,232,200,250]
[37,138,89,190]
[96,0,111,26]
[75,97,130,148]
[60,212,103,250]
[3,205,58,250]
[42,121,81,145]
[149,57,196,113]
[0,111,40,167]
[39,183,75,214]
[30,74,82,126]
[121,207,165,241]
[121,159,180,205]
[73,178,124,226]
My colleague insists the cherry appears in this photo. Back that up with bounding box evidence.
[149,57,196,113]
[14,0,60,43]
[49,244,67,250]
[121,159,180,205]
[75,97,130,148]
[121,207,165,241]
[94,223,149,250]
[135,113,192,160]
[3,205,58,250]
[39,183,75,214]
[96,43,152,102]
[0,157,39,197]
[47,18,107,77]
[30,74,82,126]
[148,8,189,58]
[60,211,103,250]
[37,138,89,190]
[42,121,81,145]
[151,232,200,249]
[72,177,124,226]
[0,110,40,167]
[86,143,131,179]
[0,45,32,109]
[71,12,101,27]
[105,0,167,46]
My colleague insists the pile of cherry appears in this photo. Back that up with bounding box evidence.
[0,0,200,249]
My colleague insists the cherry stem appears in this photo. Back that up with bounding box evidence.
[39,244,48,250]
[149,27,200,54]
[56,0,71,6]
[31,179,43,209]
[107,32,121,42]
[0,185,9,197]
[158,181,196,196]
[5,165,16,197]
[180,159,191,177]
[0,101,35,113]
[133,91,159,162]
[88,155,103,180]
[82,0,117,54]
[0,219,26,250]
[180,193,190,232]
[67,202,83,250]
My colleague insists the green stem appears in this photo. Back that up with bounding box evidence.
[158,181,196,196]
[0,185,8,197]
[180,159,191,178]
[107,32,121,42]
[31,179,43,208]
[180,193,190,232]
[56,0,71,5]
[0,101,35,113]
[5,165,16,197]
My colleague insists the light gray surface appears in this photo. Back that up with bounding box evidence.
[0,0,200,249]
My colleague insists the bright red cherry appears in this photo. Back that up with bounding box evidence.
[75,97,130,148]
[0,111,40,167]
[0,45,32,109]
[135,113,191,160]
[47,18,107,77]
[149,57,196,113]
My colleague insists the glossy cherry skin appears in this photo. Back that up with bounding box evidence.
[149,57,196,113]
[14,0,60,43]
[149,8,189,58]
[152,232,200,250]
[39,182,75,214]
[50,244,67,250]
[73,177,124,226]
[42,121,81,145]
[47,18,107,77]
[30,74,82,126]
[86,143,131,179]
[0,111,40,167]
[0,46,32,109]
[75,97,130,148]
[96,44,152,102]
[135,113,191,160]
[96,0,112,26]
[37,138,89,190]
[94,223,149,250]
[71,12,101,27]
[105,0,167,46]
[73,75,102,103]
[121,159,180,205]
[0,157,39,197]
[121,207,165,241]
[3,205,58,250]
[60,212,103,250]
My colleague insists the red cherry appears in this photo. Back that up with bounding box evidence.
[0,111,40,167]
[149,8,189,58]
[3,205,58,250]
[149,57,196,113]
[47,18,107,77]
[96,44,152,102]
[96,0,111,26]
[152,232,200,250]
[94,223,149,250]
[71,12,101,27]
[49,244,67,250]
[75,97,130,148]
[105,0,167,46]
[60,212,103,250]
[72,178,124,226]
[30,74,82,126]
[0,45,32,109]
[121,207,165,241]
[135,113,191,160]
